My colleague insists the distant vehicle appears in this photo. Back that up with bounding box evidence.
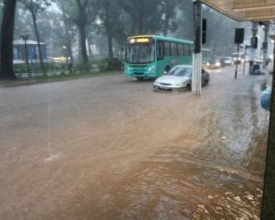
[231,52,245,64]
[220,57,234,66]
[153,65,210,91]
[202,48,211,66]
[205,57,223,69]
[124,35,193,80]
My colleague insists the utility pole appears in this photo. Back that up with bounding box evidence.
[192,0,202,95]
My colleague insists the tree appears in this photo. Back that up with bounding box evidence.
[116,0,163,35]
[160,0,181,36]
[95,0,124,59]
[72,0,93,64]
[173,1,194,40]
[54,0,75,65]
[0,0,17,80]
[20,0,51,66]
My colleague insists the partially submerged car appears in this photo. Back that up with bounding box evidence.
[153,65,210,91]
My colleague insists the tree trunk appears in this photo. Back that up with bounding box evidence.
[31,13,44,66]
[68,45,74,65]
[79,24,88,64]
[107,34,113,59]
[105,6,113,59]
[87,38,92,58]
[60,1,74,65]
[0,0,17,80]
[75,0,88,64]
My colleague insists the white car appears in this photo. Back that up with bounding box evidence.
[153,65,210,91]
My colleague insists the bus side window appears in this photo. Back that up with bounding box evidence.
[178,44,184,56]
[187,45,191,56]
[164,42,171,56]
[183,44,188,56]
[157,41,164,60]
[171,43,177,56]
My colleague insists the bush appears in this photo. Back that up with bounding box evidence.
[13,63,67,74]
[97,58,123,71]
[74,63,91,73]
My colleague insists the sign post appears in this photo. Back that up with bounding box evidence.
[234,28,244,79]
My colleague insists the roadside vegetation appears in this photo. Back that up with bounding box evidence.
[0,57,123,87]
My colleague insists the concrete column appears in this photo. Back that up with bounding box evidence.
[192,0,202,95]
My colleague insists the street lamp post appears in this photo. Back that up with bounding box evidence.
[21,32,29,67]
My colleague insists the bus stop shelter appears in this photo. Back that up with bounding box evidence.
[194,0,275,219]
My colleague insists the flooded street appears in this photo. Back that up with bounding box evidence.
[0,65,271,219]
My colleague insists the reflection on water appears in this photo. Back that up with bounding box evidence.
[98,80,268,219]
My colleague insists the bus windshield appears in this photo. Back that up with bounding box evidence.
[126,43,155,64]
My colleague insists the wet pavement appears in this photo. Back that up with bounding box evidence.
[0,64,272,219]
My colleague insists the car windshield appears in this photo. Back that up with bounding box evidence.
[167,67,192,77]
[125,43,155,64]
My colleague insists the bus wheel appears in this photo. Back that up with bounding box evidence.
[186,84,191,91]
[136,77,144,81]
[164,66,170,74]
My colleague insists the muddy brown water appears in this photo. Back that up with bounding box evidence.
[0,67,270,219]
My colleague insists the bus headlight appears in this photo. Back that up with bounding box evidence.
[125,66,132,71]
[215,62,221,66]
[148,65,155,72]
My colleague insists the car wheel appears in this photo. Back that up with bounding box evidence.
[203,79,209,87]
[186,84,191,91]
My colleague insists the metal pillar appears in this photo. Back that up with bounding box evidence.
[192,0,202,95]
[261,35,275,220]
[262,23,269,69]
[249,22,258,74]
[234,43,240,79]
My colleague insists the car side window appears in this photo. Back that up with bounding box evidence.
[186,68,192,77]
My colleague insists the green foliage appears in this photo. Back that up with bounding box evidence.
[19,0,51,15]
[13,63,66,74]
[97,58,123,71]
[73,63,92,72]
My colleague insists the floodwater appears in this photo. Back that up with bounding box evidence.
[0,65,271,219]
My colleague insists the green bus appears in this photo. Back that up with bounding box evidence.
[124,35,193,80]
